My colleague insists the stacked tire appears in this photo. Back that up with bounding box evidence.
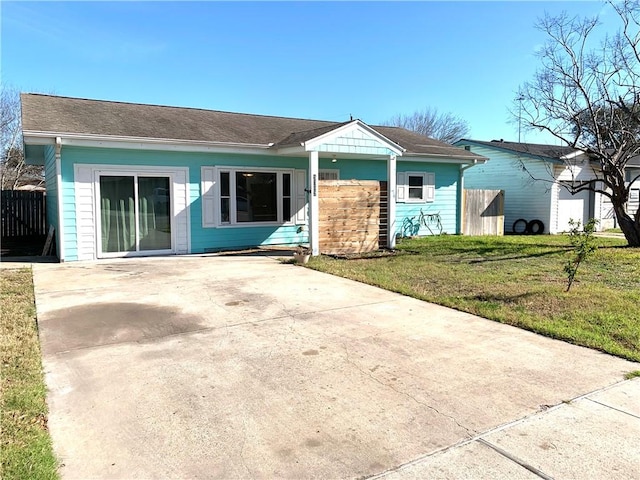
[513,219,544,235]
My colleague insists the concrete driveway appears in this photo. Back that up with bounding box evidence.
[33,253,639,479]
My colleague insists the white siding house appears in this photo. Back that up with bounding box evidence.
[455,140,610,233]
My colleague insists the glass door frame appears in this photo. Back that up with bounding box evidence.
[94,169,175,259]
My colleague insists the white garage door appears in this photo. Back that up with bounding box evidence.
[557,188,590,232]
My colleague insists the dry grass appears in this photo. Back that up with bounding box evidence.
[309,235,640,362]
[1,268,58,479]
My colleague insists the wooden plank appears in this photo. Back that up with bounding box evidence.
[41,225,55,256]
[317,179,387,253]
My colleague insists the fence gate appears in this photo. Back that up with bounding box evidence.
[463,189,504,236]
[318,180,387,255]
[1,190,47,238]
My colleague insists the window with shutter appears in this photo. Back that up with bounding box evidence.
[396,171,435,203]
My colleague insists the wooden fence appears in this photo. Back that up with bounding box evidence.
[463,189,504,236]
[1,190,47,238]
[318,180,387,255]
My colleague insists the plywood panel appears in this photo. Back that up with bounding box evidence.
[318,180,387,254]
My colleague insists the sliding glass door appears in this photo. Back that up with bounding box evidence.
[99,175,172,256]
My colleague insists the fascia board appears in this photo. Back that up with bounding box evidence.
[275,145,306,156]
[457,140,562,165]
[402,153,488,164]
[559,150,587,160]
[22,131,273,155]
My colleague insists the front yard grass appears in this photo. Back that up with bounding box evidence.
[1,268,58,479]
[308,235,640,363]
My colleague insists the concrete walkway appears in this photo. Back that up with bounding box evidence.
[32,254,639,479]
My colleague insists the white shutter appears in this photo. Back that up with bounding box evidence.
[396,172,406,202]
[173,170,190,254]
[295,169,307,224]
[425,172,435,202]
[74,166,95,260]
[201,167,216,227]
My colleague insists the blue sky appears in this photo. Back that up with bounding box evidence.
[2,1,615,144]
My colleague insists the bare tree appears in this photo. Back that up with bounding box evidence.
[383,107,470,144]
[1,86,43,190]
[517,0,640,246]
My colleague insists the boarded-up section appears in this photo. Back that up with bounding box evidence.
[319,180,387,255]
[463,189,504,236]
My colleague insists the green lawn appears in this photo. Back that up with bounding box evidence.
[307,235,640,362]
[1,268,58,480]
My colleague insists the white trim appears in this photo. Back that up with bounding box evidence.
[94,170,175,258]
[55,137,65,261]
[211,166,296,228]
[397,171,436,204]
[74,164,190,260]
[23,131,274,156]
[405,172,428,203]
[309,151,319,256]
[294,169,307,225]
[387,155,397,249]
[402,153,487,164]
[303,120,404,155]
[275,145,306,156]
[559,150,588,161]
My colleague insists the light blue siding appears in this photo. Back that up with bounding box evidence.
[59,147,311,258]
[396,162,459,237]
[43,146,59,257]
[58,147,462,259]
[457,144,554,233]
[319,158,461,237]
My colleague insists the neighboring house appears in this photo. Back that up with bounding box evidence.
[626,161,640,218]
[454,139,624,233]
[22,94,485,262]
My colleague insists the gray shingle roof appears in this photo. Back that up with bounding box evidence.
[272,121,353,149]
[21,94,484,160]
[458,139,577,160]
[459,139,640,167]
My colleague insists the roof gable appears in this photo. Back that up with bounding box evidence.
[279,120,404,156]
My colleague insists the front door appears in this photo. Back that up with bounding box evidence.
[97,175,173,257]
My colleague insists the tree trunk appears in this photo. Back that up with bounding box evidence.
[613,202,640,247]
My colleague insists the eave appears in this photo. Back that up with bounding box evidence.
[402,152,488,164]
[22,131,275,156]
[455,139,564,165]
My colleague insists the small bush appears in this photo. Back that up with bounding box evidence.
[564,218,599,292]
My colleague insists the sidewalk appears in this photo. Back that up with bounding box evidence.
[378,378,640,479]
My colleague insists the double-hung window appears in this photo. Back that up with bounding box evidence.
[408,174,425,200]
[396,171,435,203]
[217,168,294,225]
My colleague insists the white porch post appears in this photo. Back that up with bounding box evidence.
[387,154,397,249]
[309,150,320,255]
